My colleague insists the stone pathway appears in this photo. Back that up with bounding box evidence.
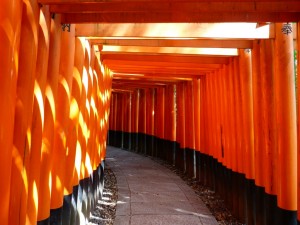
[106,146,219,225]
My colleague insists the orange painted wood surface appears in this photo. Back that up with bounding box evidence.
[274,23,297,211]
[0,0,22,224]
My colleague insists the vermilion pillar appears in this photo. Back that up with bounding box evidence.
[155,87,165,157]
[298,21,300,225]
[184,81,195,177]
[274,23,297,224]
[259,39,277,225]
[217,70,223,162]
[176,83,185,171]
[233,57,244,175]
[200,78,206,154]
[238,49,253,223]
[50,23,75,213]
[70,37,85,195]
[27,6,51,224]
[225,60,236,212]
[138,89,146,153]
[205,76,212,157]
[220,66,229,169]
[228,59,237,173]
[38,13,61,222]
[0,0,22,224]
[193,79,201,152]
[130,91,138,151]
[9,1,39,224]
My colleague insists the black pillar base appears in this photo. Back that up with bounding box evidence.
[255,185,266,225]
[62,194,72,225]
[37,218,50,225]
[276,207,297,225]
[50,207,63,225]
[185,148,195,178]
[246,179,256,225]
[237,173,246,224]
[70,185,78,225]
[264,193,277,225]
[175,145,184,172]
[123,132,129,150]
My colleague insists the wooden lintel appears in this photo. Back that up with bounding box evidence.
[49,2,300,13]
[63,12,300,23]
[110,67,209,76]
[76,23,270,39]
[102,53,230,64]
[103,60,222,69]
[89,38,253,49]
[101,46,238,56]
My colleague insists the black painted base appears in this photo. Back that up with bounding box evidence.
[255,185,266,225]
[70,185,78,225]
[50,207,63,225]
[37,218,50,225]
[264,193,277,225]
[62,194,72,225]
[245,179,255,225]
[277,207,297,225]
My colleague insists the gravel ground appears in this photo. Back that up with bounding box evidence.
[88,157,243,225]
[88,165,118,225]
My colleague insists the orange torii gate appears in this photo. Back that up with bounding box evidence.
[1,0,300,225]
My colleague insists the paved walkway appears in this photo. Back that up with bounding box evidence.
[106,146,219,225]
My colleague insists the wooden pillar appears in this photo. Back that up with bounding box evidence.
[71,38,85,197]
[65,37,85,225]
[27,6,51,225]
[50,23,75,219]
[298,21,300,225]
[238,49,254,223]
[144,88,155,156]
[274,23,297,224]
[220,66,229,169]
[216,71,222,162]
[176,83,185,171]
[193,79,201,152]
[228,59,237,173]
[38,13,61,222]
[252,39,268,225]
[115,93,121,146]
[120,93,125,148]
[200,78,206,154]
[133,90,140,152]
[9,1,39,224]
[155,87,165,158]
[130,91,137,151]
[138,89,146,153]
[193,79,201,180]
[184,81,195,177]
[0,0,22,224]
[81,40,93,219]
[233,57,244,175]
[128,92,132,150]
[259,39,278,225]
[227,58,239,213]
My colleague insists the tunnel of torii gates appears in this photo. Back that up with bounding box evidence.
[1,0,300,225]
